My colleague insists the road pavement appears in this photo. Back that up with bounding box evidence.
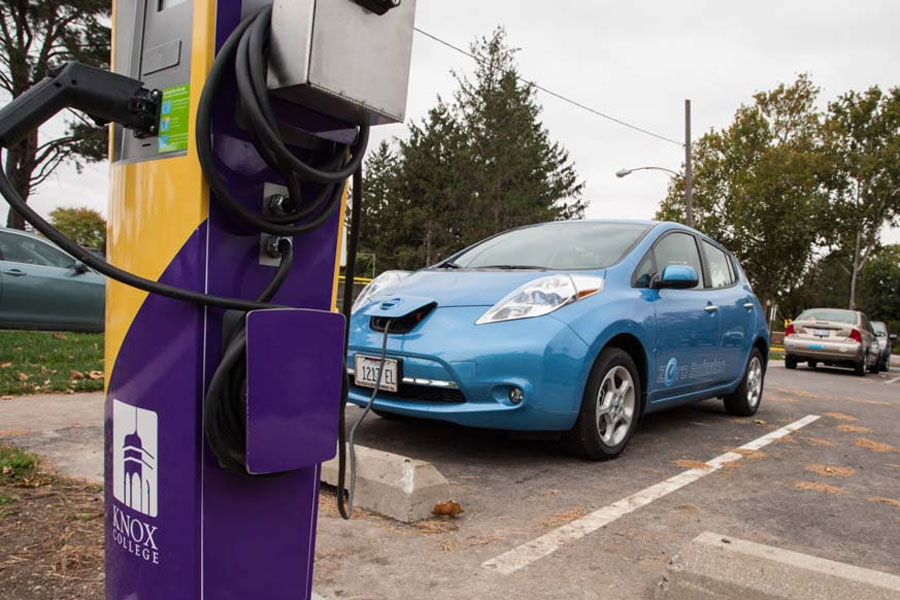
[1,364,898,599]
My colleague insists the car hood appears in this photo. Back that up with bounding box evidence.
[367,269,595,308]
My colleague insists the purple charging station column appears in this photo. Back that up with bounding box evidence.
[105,1,415,598]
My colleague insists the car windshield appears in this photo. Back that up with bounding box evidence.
[448,222,651,270]
[797,308,858,325]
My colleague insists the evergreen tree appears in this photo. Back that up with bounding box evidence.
[355,28,584,272]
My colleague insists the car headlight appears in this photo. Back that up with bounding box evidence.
[475,274,604,325]
[351,270,411,313]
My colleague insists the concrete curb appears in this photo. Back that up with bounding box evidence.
[657,532,900,600]
[320,445,450,523]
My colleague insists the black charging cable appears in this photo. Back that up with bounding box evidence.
[338,167,364,518]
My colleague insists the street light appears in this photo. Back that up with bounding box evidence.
[615,99,695,227]
[615,166,679,178]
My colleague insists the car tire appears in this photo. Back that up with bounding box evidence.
[724,348,766,417]
[868,355,879,374]
[785,355,797,369]
[808,360,818,369]
[884,360,891,373]
[563,348,641,461]
[854,356,866,377]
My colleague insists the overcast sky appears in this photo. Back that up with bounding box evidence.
[6,0,900,244]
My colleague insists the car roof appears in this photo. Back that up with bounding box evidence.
[0,226,45,240]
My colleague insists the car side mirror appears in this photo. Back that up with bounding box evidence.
[72,260,89,274]
[652,265,699,290]
[891,333,898,341]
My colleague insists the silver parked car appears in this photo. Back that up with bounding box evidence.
[871,321,895,372]
[784,308,880,376]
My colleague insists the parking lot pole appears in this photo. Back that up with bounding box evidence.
[685,99,694,228]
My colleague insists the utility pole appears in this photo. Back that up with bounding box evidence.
[684,99,694,228]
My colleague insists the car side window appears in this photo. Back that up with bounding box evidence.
[652,232,703,289]
[701,240,735,289]
[0,232,75,268]
[633,252,655,288]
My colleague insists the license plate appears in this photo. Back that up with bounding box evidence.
[808,343,826,350]
[814,329,829,337]
[354,355,400,393]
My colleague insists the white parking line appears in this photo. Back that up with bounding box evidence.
[481,414,821,576]
[886,376,900,385]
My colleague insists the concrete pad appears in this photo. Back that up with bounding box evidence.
[657,531,900,600]
[0,392,105,482]
[0,392,104,432]
[320,444,450,523]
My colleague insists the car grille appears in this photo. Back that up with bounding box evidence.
[370,303,437,334]
[351,382,466,404]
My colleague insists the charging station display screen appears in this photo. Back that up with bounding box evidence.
[159,0,188,10]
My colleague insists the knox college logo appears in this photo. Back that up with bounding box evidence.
[112,399,161,565]
[112,399,158,517]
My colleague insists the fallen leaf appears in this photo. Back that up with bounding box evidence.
[51,332,67,340]
[866,497,900,509]
[675,459,712,470]
[69,370,84,380]
[542,506,587,528]
[432,500,463,518]
[805,464,855,478]
[16,372,28,382]
[837,424,872,433]
[753,419,766,425]
[87,370,104,380]
[0,362,11,368]
[735,449,766,459]
[793,481,844,494]
[854,438,897,453]
[825,412,858,422]
[0,395,13,400]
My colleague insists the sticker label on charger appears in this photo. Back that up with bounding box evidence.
[157,84,190,153]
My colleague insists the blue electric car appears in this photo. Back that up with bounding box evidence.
[347,220,769,460]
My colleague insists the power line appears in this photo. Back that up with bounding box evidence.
[414,27,684,147]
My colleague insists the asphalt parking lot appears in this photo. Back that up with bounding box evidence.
[315,363,900,599]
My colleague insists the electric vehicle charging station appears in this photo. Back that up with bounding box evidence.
[0,0,415,598]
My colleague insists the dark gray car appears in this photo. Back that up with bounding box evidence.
[0,227,105,332]
[871,321,895,372]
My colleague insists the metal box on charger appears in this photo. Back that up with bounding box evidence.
[267,0,417,125]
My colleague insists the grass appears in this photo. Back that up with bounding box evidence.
[0,444,40,484]
[0,330,104,396]
[0,443,104,598]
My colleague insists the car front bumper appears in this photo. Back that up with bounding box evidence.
[346,306,591,431]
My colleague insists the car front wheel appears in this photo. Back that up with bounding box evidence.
[564,348,641,461]
[785,355,797,369]
[724,349,765,416]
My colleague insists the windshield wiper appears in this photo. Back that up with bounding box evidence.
[472,265,546,270]
[435,261,461,269]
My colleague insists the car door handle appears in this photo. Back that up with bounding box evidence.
[704,305,718,313]
[3,269,26,277]
[743,302,755,310]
